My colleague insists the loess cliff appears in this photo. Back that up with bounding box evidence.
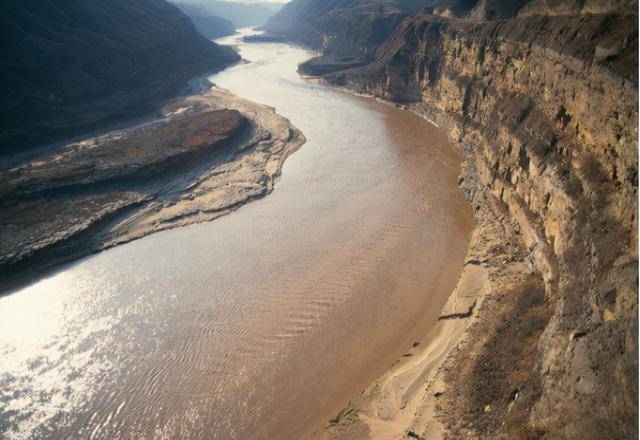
[0,0,239,158]
[264,1,437,59]
[268,0,638,438]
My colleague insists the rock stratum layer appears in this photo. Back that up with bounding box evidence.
[1,0,239,157]
[265,0,434,60]
[267,0,638,438]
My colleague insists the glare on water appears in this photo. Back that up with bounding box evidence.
[0,29,472,439]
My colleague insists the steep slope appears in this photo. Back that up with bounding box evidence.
[173,0,282,28]
[264,0,437,58]
[0,0,239,157]
[426,0,530,19]
[271,0,638,438]
[172,2,236,39]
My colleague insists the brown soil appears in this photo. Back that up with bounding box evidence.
[438,275,552,439]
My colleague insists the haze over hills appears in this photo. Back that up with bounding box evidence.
[264,0,438,58]
[171,0,283,28]
[1,0,239,157]
[172,2,237,39]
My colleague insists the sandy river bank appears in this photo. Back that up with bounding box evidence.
[0,87,304,292]
[1,34,475,440]
[308,92,543,440]
[311,155,537,439]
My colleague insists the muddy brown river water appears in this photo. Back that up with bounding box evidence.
[0,31,473,439]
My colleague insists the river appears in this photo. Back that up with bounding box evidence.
[0,30,473,439]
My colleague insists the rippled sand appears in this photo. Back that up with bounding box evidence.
[0,31,473,439]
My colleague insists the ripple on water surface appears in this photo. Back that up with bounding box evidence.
[0,30,473,439]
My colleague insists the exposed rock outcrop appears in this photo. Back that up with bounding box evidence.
[264,0,437,59]
[1,0,239,157]
[0,87,305,293]
[268,0,638,437]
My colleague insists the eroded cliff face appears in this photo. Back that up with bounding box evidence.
[264,0,437,59]
[1,0,239,157]
[286,2,638,438]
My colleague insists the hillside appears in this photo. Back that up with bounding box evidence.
[0,0,239,158]
[265,0,639,438]
[264,0,437,58]
[172,0,283,28]
[172,2,236,39]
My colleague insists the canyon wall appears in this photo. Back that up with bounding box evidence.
[264,1,437,58]
[171,0,282,28]
[269,0,638,437]
[1,0,239,157]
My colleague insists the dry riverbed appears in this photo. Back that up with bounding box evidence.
[0,87,304,291]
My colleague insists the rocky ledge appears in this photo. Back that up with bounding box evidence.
[0,87,305,293]
[268,0,638,438]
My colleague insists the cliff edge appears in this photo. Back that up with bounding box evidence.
[268,0,638,438]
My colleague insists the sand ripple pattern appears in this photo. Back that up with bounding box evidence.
[0,30,472,440]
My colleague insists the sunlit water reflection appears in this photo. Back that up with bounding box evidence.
[0,29,473,439]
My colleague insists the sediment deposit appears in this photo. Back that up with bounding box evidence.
[266,0,638,438]
[0,87,304,292]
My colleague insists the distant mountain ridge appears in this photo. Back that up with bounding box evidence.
[171,0,283,28]
[264,0,437,58]
[172,2,236,39]
[1,0,239,157]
